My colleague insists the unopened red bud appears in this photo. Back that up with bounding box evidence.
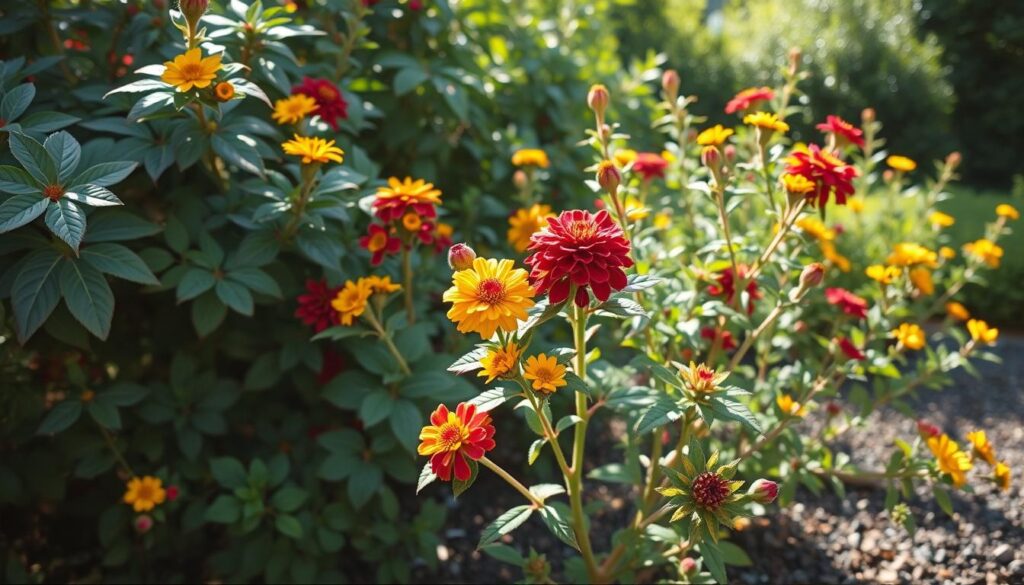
[596,160,621,193]
[513,170,528,189]
[447,243,476,271]
[794,320,808,333]
[917,419,940,438]
[166,485,180,502]
[179,0,208,22]
[587,84,609,118]
[134,515,154,534]
[701,146,720,168]
[861,107,876,124]
[800,262,825,289]
[748,478,779,504]
[723,144,737,163]
[882,169,894,183]
[680,557,698,576]
[946,151,962,169]
[662,69,680,100]
[826,402,842,416]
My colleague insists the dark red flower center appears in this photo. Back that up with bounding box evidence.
[691,471,729,510]
[697,369,714,382]
[43,184,64,201]
[476,279,506,305]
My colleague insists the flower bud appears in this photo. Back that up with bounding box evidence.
[723,144,737,164]
[134,515,154,534]
[662,69,680,101]
[794,320,808,334]
[447,243,476,271]
[587,84,609,119]
[787,47,802,76]
[701,146,720,168]
[599,123,612,143]
[826,402,842,417]
[748,478,779,504]
[800,262,825,289]
[916,419,940,438]
[680,557,698,576]
[179,0,208,32]
[166,485,180,502]
[882,169,894,183]
[513,169,528,189]
[861,107,876,124]
[945,151,962,170]
[596,160,621,193]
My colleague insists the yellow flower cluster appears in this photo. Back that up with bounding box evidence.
[886,242,938,268]
[967,319,998,345]
[966,430,1011,491]
[743,111,789,133]
[891,323,926,350]
[796,217,835,241]
[927,434,972,487]
[511,148,550,169]
[331,276,401,326]
[963,239,1003,268]
[508,204,555,253]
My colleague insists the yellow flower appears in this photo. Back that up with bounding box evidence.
[891,323,926,350]
[847,197,865,213]
[966,430,996,466]
[331,279,372,325]
[821,241,851,272]
[994,461,1011,491]
[511,148,550,169]
[478,342,522,384]
[123,476,167,513]
[161,48,222,92]
[963,238,1003,268]
[886,242,938,268]
[402,212,422,232]
[443,257,535,339]
[696,124,734,147]
[866,264,901,284]
[661,150,676,163]
[363,275,401,294]
[945,301,970,321]
[437,222,454,239]
[776,394,807,417]
[680,361,728,394]
[886,155,917,172]
[624,195,648,222]
[996,204,1019,220]
[653,212,671,229]
[796,217,835,241]
[743,111,789,133]
[967,319,998,345]
[927,434,972,487]
[282,135,344,165]
[272,93,318,125]
[507,204,554,253]
[939,246,956,260]
[909,267,934,295]
[929,211,955,227]
[781,173,815,194]
[613,149,637,168]
[214,81,235,102]
[376,177,443,209]
[522,353,567,394]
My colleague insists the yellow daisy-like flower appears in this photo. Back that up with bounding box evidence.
[939,246,956,260]
[331,279,372,326]
[776,394,807,417]
[443,257,535,339]
[966,430,996,466]
[613,149,637,168]
[796,217,835,241]
[282,135,344,165]
[996,204,1019,220]
[272,93,318,125]
[743,111,789,133]
[123,476,167,513]
[522,353,567,394]
[994,461,1011,491]
[909,267,934,295]
[847,197,865,213]
[697,124,734,147]
[161,48,222,92]
[363,275,401,294]
[891,323,926,350]
[866,264,901,284]
[507,204,554,253]
[886,155,917,172]
[478,342,522,384]
[376,177,443,208]
[887,242,938,268]
[821,241,851,272]
[511,148,550,169]
[945,301,970,321]
[653,212,671,229]
[967,319,998,345]
[781,173,815,195]
[963,238,1003,268]
[929,211,955,227]
[624,195,649,222]
[927,434,972,487]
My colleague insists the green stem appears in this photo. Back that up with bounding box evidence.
[362,310,412,376]
[479,456,544,508]
[569,303,600,582]
[98,423,135,477]
[522,383,573,478]
[401,246,416,325]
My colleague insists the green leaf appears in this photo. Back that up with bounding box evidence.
[394,66,429,96]
[0,194,47,232]
[8,132,57,184]
[400,371,456,398]
[700,541,728,583]
[562,372,592,397]
[177,268,215,302]
[636,397,684,435]
[19,111,79,133]
[204,495,241,523]
[296,229,343,270]
[191,291,227,337]
[87,401,121,430]
[11,248,63,342]
[318,452,357,481]
[468,386,521,411]
[270,486,308,513]
[0,83,35,121]
[37,401,82,434]
[452,458,479,498]
[69,161,138,189]
[210,457,248,489]
[347,462,383,508]
[215,279,254,315]
[81,243,159,285]
[718,541,753,566]
[416,462,437,494]
[539,503,579,551]
[389,399,422,452]
[480,544,525,566]
[478,506,534,548]
[226,267,281,298]
[59,259,114,339]
[100,383,149,407]
[0,164,43,194]
[588,463,636,484]
[43,131,81,182]
[709,398,762,434]
[83,210,160,243]
[45,198,86,250]
[359,389,395,427]
[275,514,303,539]
[933,485,954,518]
[64,184,123,208]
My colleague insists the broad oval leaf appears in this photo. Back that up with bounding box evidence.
[44,198,86,251]
[59,259,114,340]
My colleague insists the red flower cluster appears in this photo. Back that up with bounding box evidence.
[632,152,669,181]
[707,265,762,314]
[784,144,859,207]
[825,287,868,319]
[816,115,865,148]
[295,279,341,332]
[359,224,402,265]
[701,327,737,350]
[525,209,633,307]
[837,336,866,361]
[725,87,774,114]
[292,77,348,130]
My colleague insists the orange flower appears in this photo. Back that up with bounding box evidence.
[886,155,917,172]
[776,394,807,417]
[909,267,934,295]
[161,48,221,92]
[945,301,969,321]
[511,148,550,168]
[123,476,167,512]
[418,403,496,481]
[891,323,926,350]
[281,135,344,165]
[272,94,318,125]
[996,204,1019,220]
[330,279,372,326]
[443,257,535,339]
[214,81,234,101]
[784,144,859,207]
[507,204,554,253]
[927,434,972,487]
[478,342,521,384]
[966,430,996,466]
[929,211,954,227]
[696,125,734,147]
[743,111,789,134]
[522,354,567,394]
[373,177,442,222]
[963,239,1003,268]
[994,461,1011,491]
[967,319,998,345]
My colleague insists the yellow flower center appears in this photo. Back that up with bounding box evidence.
[180,62,204,81]
[403,213,422,231]
[476,279,507,305]
[136,484,154,501]
[531,366,556,384]
[568,220,596,240]
[438,422,466,451]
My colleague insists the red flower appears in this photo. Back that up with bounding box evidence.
[632,152,669,181]
[701,327,737,350]
[707,265,762,314]
[816,115,865,148]
[825,287,868,319]
[725,87,774,114]
[165,485,180,502]
[295,279,341,332]
[359,224,402,265]
[291,77,349,130]
[784,144,859,207]
[418,403,496,482]
[837,336,866,361]
[525,209,633,307]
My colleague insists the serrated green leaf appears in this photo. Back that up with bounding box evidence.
[59,259,114,339]
[45,198,86,250]
[43,131,81,182]
[478,506,534,548]
[11,248,63,342]
[81,242,159,285]
[8,132,57,184]
[0,194,47,232]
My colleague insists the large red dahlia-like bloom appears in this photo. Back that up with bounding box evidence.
[525,209,633,307]
[707,265,762,314]
[632,152,669,181]
[418,402,496,481]
[816,115,865,148]
[725,86,775,114]
[295,279,341,332]
[825,287,868,320]
[291,77,349,130]
[784,144,859,207]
